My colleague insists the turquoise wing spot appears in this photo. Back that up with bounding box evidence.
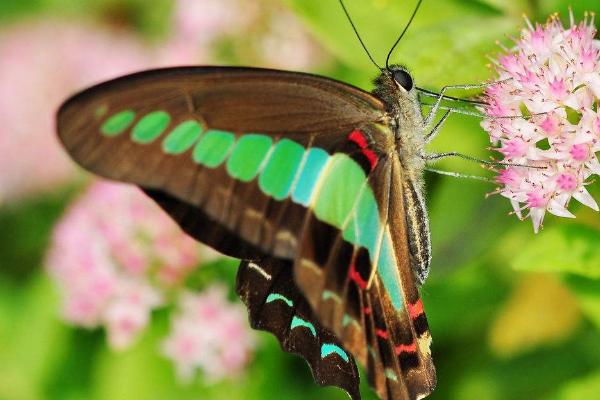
[95,105,108,119]
[291,148,330,206]
[385,369,399,382]
[265,293,293,307]
[321,343,350,363]
[259,138,305,200]
[314,153,367,228]
[226,134,273,182]
[378,234,404,310]
[162,120,203,154]
[342,314,360,329]
[290,316,317,337]
[355,189,380,251]
[100,110,135,137]
[192,129,235,168]
[343,187,380,251]
[131,111,171,143]
[322,290,341,303]
[367,345,377,359]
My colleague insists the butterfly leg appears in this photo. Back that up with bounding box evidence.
[422,81,502,127]
[424,151,540,170]
[425,167,494,183]
[424,110,451,143]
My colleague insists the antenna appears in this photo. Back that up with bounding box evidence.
[416,87,488,106]
[385,0,423,70]
[339,0,382,70]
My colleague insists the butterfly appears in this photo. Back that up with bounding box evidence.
[55,2,444,400]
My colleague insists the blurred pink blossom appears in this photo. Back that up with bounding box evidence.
[172,0,255,43]
[162,285,256,382]
[481,13,600,232]
[0,21,152,202]
[169,0,324,70]
[0,3,325,202]
[46,181,200,348]
[257,11,325,70]
[158,0,257,64]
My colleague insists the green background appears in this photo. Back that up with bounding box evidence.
[1,0,599,399]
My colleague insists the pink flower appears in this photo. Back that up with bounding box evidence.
[0,21,153,202]
[0,14,241,203]
[46,180,200,347]
[481,12,600,232]
[257,11,326,70]
[172,0,254,43]
[104,279,162,349]
[162,286,256,382]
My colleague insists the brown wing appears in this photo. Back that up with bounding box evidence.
[57,66,387,261]
[293,151,436,400]
[57,66,385,186]
[236,258,360,400]
[57,66,435,399]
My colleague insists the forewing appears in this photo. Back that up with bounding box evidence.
[57,66,384,184]
[57,66,386,260]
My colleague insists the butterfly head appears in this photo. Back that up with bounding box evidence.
[390,66,414,93]
[373,64,423,132]
[373,65,418,107]
[375,64,415,94]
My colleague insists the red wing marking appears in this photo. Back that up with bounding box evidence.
[348,129,369,148]
[349,262,368,290]
[361,149,379,170]
[394,341,418,355]
[347,129,378,171]
[408,299,424,320]
[375,329,389,340]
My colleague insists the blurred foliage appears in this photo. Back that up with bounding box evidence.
[1,0,599,399]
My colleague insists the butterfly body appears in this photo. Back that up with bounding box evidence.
[373,66,431,284]
[57,65,436,400]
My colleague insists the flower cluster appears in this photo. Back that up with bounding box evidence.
[481,12,600,232]
[47,181,199,348]
[0,3,323,203]
[169,0,324,70]
[0,22,150,202]
[162,286,256,382]
[46,181,256,380]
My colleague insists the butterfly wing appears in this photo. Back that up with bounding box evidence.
[292,144,436,400]
[57,66,435,399]
[236,258,360,400]
[144,176,435,400]
[57,66,385,260]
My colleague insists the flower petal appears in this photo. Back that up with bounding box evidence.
[573,187,600,211]
[547,199,576,218]
[529,208,546,233]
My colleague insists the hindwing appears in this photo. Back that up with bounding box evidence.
[236,258,360,399]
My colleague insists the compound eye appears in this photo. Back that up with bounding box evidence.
[393,69,413,91]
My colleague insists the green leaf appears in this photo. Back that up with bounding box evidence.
[536,0,600,22]
[284,0,519,87]
[519,102,532,119]
[475,0,532,15]
[565,106,583,125]
[488,274,581,358]
[511,224,600,278]
[0,274,70,400]
[536,138,551,150]
[564,275,600,330]
[550,369,600,400]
